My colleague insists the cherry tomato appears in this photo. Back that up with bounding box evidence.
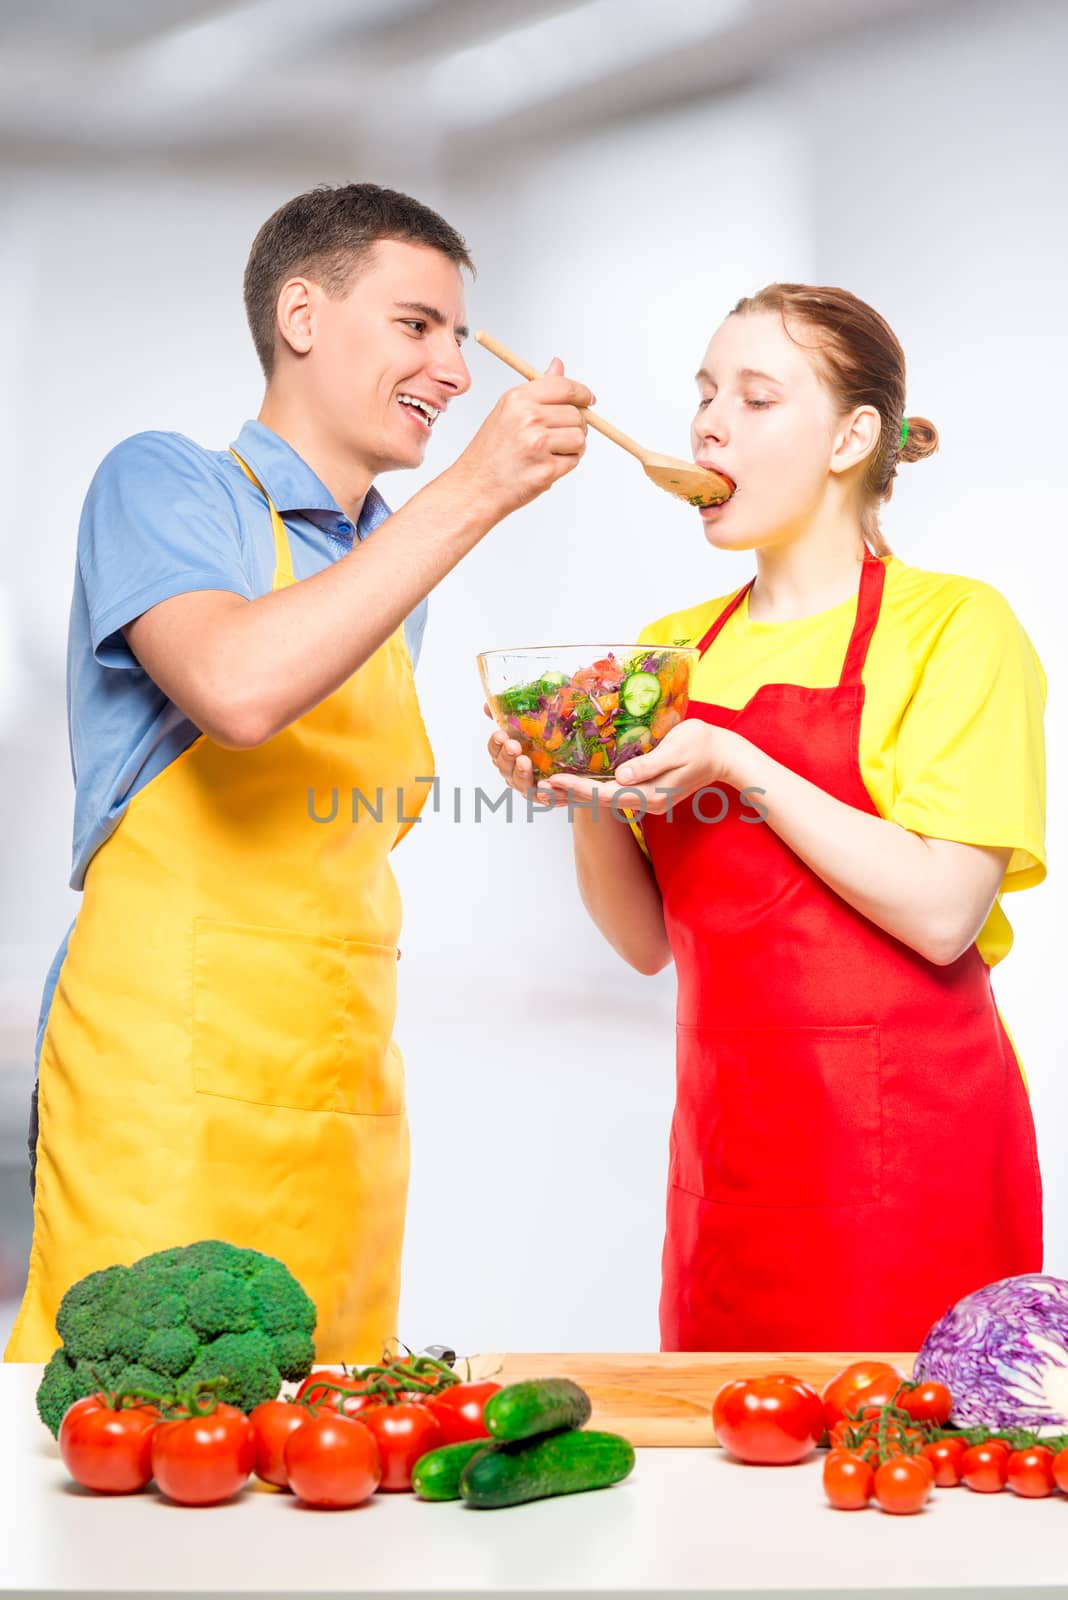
[283,1413,381,1508]
[361,1402,444,1490]
[921,1437,967,1487]
[425,1381,502,1444]
[249,1400,310,1488]
[960,1442,1009,1493]
[896,1381,953,1427]
[151,1403,254,1506]
[294,1372,371,1412]
[58,1394,160,1494]
[1006,1446,1056,1498]
[713,1375,825,1465]
[873,1456,932,1514]
[820,1363,906,1430]
[823,1448,874,1510]
[1052,1447,1068,1495]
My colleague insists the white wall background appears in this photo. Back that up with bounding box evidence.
[1,0,1064,1352]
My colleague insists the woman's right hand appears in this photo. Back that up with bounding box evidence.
[485,704,539,797]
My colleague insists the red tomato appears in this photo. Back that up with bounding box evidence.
[294,1372,371,1412]
[249,1400,309,1488]
[921,1437,967,1487]
[1052,1447,1068,1495]
[820,1363,906,1430]
[58,1395,159,1495]
[896,1381,953,1427]
[712,1375,825,1465]
[150,1404,254,1506]
[1006,1446,1056,1498]
[361,1403,444,1490]
[960,1442,1009,1493]
[873,1456,932,1515]
[425,1381,502,1444]
[849,1376,910,1419]
[283,1413,381,1508]
[822,1448,874,1510]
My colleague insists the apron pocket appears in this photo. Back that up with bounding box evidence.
[192,917,402,1115]
[672,1022,882,1208]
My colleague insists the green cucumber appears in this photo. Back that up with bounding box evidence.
[460,1429,635,1509]
[412,1439,496,1502]
[620,671,661,718]
[483,1377,592,1441]
[539,671,567,690]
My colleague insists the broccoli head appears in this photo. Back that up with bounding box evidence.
[36,1240,317,1435]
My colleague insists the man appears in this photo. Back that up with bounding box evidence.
[5,183,591,1363]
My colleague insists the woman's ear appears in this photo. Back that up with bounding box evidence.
[829,405,881,475]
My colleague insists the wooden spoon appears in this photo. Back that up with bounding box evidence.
[475,330,734,507]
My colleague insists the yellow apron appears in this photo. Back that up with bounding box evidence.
[6,454,433,1363]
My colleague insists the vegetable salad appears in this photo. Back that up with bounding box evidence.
[490,648,695,778]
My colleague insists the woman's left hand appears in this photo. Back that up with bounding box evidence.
[537,722,744,814]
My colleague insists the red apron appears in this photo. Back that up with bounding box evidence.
[642,554,1042,1351]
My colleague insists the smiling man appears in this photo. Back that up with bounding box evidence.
[5,183,591,1366]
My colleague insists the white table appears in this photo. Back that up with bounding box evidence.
[3,1364,1066,1599]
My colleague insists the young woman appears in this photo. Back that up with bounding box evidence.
[488,284,1046,1352]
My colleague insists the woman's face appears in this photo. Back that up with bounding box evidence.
[691,309,851,550]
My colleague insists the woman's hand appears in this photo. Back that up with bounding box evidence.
[537,721,744,814]
[485,705,539,797]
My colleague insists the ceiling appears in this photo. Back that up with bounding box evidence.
[0,0,966,170]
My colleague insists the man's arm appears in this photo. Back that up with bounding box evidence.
[124,371,590,749]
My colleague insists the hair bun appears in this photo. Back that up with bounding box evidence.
[901,416,938,462]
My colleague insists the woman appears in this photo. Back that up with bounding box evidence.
[488,284,1045,1352]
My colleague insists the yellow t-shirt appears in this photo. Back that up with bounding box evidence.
[637,555,1047,968]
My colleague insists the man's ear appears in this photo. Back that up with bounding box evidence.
[829,405,881,476]
[275,277,317,358]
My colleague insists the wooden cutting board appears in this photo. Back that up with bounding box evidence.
[464,1352,916,1446]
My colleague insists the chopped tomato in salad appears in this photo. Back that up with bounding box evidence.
[492,650,692,776]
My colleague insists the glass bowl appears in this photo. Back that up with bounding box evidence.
[477,644,698,778]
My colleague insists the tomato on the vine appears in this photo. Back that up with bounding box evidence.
[822,1448,874,1510]
[249,1400,309,1488]
[849,1376,910,1420]
[361,1403,444,1490]
[425,1381,501,1444]
[896,1381,953,1427]
[283,1413,381,1508]
[712,1375,825,1465]
[150,1403,254,1506]
[820,1362,905,1430]
[873,1456,931,1514]
[1052,1447,1068,1494]
[58,1394,160,1494]
[1006,1446,1056,1498]
[960,1442,1009,1493]
[921,1437,967,1487]
[295,1372,371,1412]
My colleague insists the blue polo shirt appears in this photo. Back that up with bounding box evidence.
[36,420,428,1069]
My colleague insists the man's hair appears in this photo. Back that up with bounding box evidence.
[243,182,474,378]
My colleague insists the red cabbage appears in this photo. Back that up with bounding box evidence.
[914,1274,1068,1433]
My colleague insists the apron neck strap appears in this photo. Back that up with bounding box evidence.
[229,449,296,591]
[838,554,886,687]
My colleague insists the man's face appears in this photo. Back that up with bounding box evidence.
[307,238,472,475]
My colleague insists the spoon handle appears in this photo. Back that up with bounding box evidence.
[474,330,645,462]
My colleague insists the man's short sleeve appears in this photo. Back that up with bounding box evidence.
[889,585,1046,891]
[81,431,254,670]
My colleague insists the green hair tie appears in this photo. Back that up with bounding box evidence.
[900,417,909,450]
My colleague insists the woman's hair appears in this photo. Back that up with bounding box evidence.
[730,284,938,557]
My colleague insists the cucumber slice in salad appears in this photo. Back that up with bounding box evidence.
[620,671,661,718]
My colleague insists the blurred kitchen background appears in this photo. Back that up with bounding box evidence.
[1,0,1065,1356]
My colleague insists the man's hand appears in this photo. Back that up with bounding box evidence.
[450,357,593,524]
